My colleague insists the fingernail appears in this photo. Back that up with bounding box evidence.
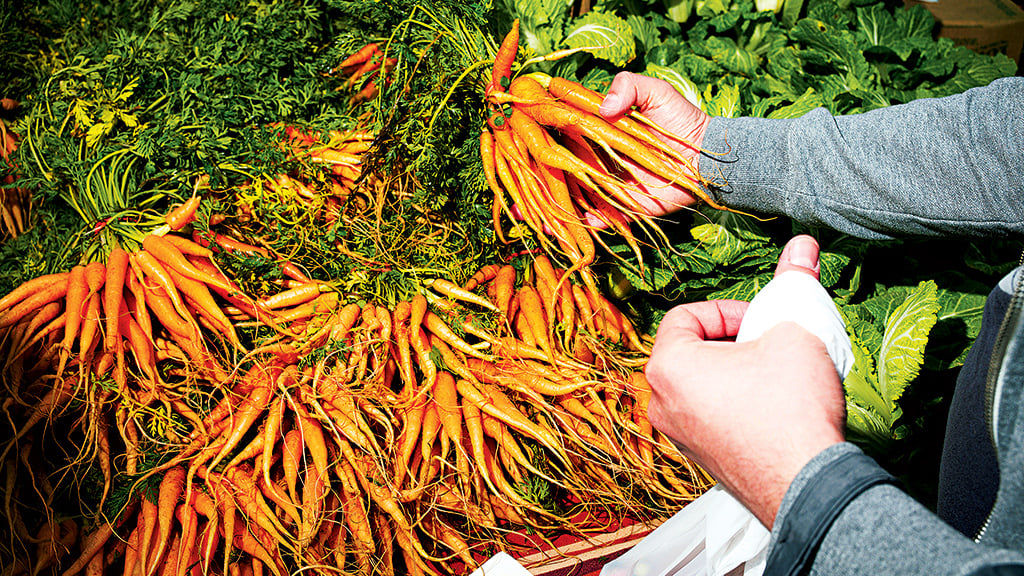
[789,236,819,270]
[599,94,621,117]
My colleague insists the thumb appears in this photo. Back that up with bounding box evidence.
[598,92,627,118]
[775,235,820,280]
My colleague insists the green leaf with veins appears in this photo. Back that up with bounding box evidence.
[563,11,637,66]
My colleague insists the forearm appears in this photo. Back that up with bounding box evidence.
[768,443,1024,576]
[698,77,1024,240]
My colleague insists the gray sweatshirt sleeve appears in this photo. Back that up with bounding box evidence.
[768,443,1024,576]
[697,76,1024,240]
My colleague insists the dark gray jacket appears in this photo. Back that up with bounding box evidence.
[698,76,1024,575]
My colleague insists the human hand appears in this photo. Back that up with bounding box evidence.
[595,71,712,220]
[644,235,846,528]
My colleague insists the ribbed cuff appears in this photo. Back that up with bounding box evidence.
[764,446,899,576]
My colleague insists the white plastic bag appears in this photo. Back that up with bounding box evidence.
[470,552,534,576]
[601,270,853,576]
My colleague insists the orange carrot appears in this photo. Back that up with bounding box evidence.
[166,196,201,231]
[57,264,89,377]
[142,234,233,293]
[430,278,498,311]
[207,364,277,470]
[141,282,196,340]
[393,393,427,487]
[480,131,512,243]
[103,246,129,351]
[257,282,329,311]
[488,19,519,96]
[457,378,565,459]
[338,43,379,70]
[281,429,303,506]
[0,280,69,330]
[131,250,194,328]
[77,263,106,367]
[423,311,494,362]
[161,234,214,259]
[164,266,242,349]
[77,291,103,373]
[464,263,501,291]
[146,466,186,576]
[492,265,517,319]
[138,495,159,575]
[572,283,599,334]
[173,500,199,576]
[432,368,460,459]
[517,285,553,359]
[0,271,70,313]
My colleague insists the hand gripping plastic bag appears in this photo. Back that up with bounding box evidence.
[601,270,853,576]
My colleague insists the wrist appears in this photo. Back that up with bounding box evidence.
[723,434,844,529]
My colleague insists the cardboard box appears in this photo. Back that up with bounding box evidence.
[904,0,1024,64]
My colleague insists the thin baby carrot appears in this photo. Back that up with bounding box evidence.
[0,271,71,313]
[103,246,129,351]
[492,265,516,318]
[430,278,499,312]
[488,19,519,96]
[165,196,201,231]
[57,264,89,377]
[142,234,233,293]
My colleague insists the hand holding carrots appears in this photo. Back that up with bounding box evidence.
[644,236,846,529]
[596,71,713,220]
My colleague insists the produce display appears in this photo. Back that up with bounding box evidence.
[0,0,1019,575]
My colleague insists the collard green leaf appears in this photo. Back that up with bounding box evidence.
[617,259,679,291]
[856,3,898,47]
[818,250,849,289]
[563,10,636,67]
[895,4,935,40]
[861,284,914,324]
[674,51,724,84]
[691,222,746,265]
[844,331,889,424]
[627,13,663,53]
[924,289,987,370]
[646,63,703,107]
[515,0,572,54]
[702,82,742,117]
[707,272,773,301]
[699,36,760,76]
[877,280,940,424]
[673,245,718,275]
[689,209,773,267]
[766,87,823,118]
[790,18,873,84]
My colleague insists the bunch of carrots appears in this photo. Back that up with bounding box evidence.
[0,188,711,575]
[480,21,728,285]
[0,112,29,239]
[327,42,398,107]
[0,30,721,576]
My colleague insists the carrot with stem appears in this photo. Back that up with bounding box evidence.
[143,234,234,294]
[56,264,88,378]
[480,131,513,244]
[103,246,130,345]
[487,19,519,96]
[0,271,70,313]
[145,466,186,576]
[166,195,201,231]
[464,264,501,291]
[429,278,499,312]
[424,311,494,362]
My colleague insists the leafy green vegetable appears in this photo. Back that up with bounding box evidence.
[564,10,638,66]
[843,280,940,452]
